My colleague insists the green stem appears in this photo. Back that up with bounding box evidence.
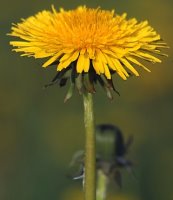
[96,170,108,200]
[83,93,96,200]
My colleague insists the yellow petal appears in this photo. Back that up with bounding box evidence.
[60,51,79,62]
[109,46,127,56]
[83,56,90,72]
[10,41,31,47]
[57,51,79,70]
[111,58,129,77]
[80,48,86,54]
[97,49,107,63]
[105,55,128,80]
[102,49,118,59]
[103,64,111,79]
[70,51,80,62]
[120,58,139,76]
[60,53,73,62]
[42,51,63,67]
[14,47,40,52]
[57,59,71,71]
[94,58,104,74]
[117,71,127,80]
[133,51,161,63]
[35,51,53,58]
[126,56,151,72]
[87,47,95,59]
[77,53,90,73]
[104,55,116,70]
[92,59,101,75]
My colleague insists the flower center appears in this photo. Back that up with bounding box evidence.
[56,7,115,50]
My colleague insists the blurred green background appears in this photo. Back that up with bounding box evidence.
[1,0,173,199]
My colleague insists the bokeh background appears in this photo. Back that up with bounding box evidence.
[1,0,173,199]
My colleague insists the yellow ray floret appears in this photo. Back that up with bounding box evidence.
[9,5,167,80]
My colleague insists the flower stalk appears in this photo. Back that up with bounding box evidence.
[96,170,108,200]
[83,93,96,200]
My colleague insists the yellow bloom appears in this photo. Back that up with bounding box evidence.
[9,6,167,80]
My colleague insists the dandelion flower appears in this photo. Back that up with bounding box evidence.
[9,6,167,99]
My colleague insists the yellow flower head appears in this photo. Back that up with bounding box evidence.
[9,6,167,99]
